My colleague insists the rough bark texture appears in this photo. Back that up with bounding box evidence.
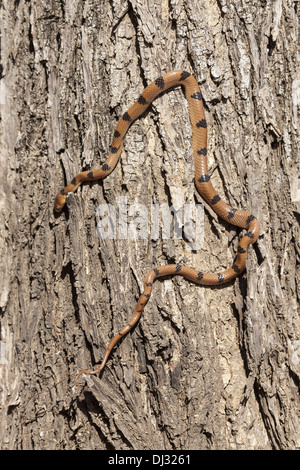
[0,0,299,450]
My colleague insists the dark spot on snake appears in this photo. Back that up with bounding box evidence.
[128,323,133,328]
[217,273,224,283]
[102,163,111,171]
[144,293,150,298]
[71,177,77,185]
[245,231,254,238]
[122,112,131,122]
[196,119,207,128]
[228,208,237,219]
[118,331,124,337]
[191,92,202,100]
[179,71,191,80]
[146,282,153,287]
[197,271,204,280]
[247,215,256,224]
[232,264,241,273]
[238,246,246,253]
[87,172,94,179]
[197,148,207,156]
[155,77,165,89]
[111,146,119,154]
[138,95,148,105]
[175,264,182,272]
[211,195,221,205]
[60,189,65,195]
[154,268,160,275]
[198,174,210,182]
[114,130,120,138]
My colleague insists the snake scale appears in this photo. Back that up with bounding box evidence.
[54,70,260,385]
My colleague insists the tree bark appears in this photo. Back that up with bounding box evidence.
[0,0,299,450]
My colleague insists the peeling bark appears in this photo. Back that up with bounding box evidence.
[0,0,299,450]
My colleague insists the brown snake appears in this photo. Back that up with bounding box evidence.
[54,71,260,385]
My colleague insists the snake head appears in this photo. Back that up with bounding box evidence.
[54,191,67,212]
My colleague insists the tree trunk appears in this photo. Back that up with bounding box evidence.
[0,0,299,450]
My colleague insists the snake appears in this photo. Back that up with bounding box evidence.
[54,70,260,385]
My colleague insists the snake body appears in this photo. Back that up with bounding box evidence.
[54,71,260,384]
